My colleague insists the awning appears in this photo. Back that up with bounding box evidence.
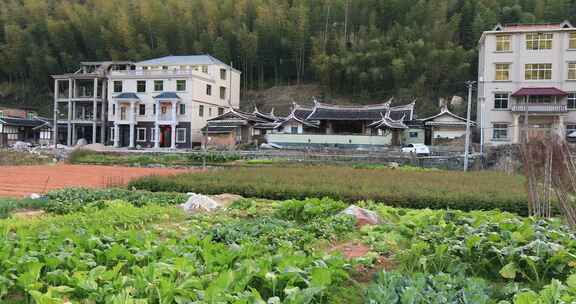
[511,87,568,97]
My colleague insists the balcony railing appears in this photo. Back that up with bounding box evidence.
[511,102,568,113]
[158,113,176,121]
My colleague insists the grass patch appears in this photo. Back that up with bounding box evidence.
[0,197,46,218]
[68,149,241,166]
[0,149,53,166]
[129,165,529,215]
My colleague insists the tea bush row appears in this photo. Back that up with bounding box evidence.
[68,150,241,166]
[129,166,530,215]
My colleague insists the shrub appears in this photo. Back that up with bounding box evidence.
[129,166,529,215]
[274,197,347,223]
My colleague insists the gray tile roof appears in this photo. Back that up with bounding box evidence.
[153,92,181,99]
[0,117,49,128]
[307,102,391,121]
[115,92,140,99]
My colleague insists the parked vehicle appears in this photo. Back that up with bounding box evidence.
[401,143,430,156]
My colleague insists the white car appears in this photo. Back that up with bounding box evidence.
[401,144,430,156]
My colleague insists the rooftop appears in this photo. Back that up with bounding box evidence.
[137,55,229,67]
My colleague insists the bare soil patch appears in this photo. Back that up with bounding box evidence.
[329,241,395,283]
[0,164,193,198]
[11,209,45,219]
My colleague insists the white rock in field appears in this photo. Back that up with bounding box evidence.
[180,193,221,213]
[12,141,32,150]
[29,193,42,199]
[339,205,381,227]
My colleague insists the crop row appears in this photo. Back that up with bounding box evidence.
[1,194,575,303]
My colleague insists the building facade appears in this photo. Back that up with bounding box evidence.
[421,105,475,145]
[52,55,240,149]
[478,21,576,145]
[0,107,52,147]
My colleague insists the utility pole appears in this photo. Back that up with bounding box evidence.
[463,81,476,172]
[524,96,530,143]
[479,97,484,156]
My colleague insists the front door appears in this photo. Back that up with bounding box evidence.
[120,125,130,147]
[424,127,432,146]
[160,126,171,148]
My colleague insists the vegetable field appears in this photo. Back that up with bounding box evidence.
[129,166,529,215]
[0,189,575,303]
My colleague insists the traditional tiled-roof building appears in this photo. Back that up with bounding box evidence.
[203,99,420,149]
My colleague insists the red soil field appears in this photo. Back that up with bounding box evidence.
[0,164,193,198]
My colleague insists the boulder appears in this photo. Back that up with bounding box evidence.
[76,138,88,147]
[339,205,381,227]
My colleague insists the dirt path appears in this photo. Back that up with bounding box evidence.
[0,164,193,198]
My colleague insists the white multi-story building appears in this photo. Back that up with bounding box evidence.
[478,21,576,145]
[53,55,240,149]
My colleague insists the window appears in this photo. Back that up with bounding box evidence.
[161,105,167,114]
[409,132,418,138]
[176,128,186,143]
[496,35,511,52]
[525,63,552,80]
[528,95,553,103]
[138,104,146,116]
[569,63,576,80]
[154,80,163,91]
[208,107,212,116]
[113,81,123,93]
[109,127,115,141]
[206,84,212,96]
[494,93,509,109]
[179,104,186,115]
[218,107,224,116]
[199,105,204,117]
[526,33,553,50]
[120,107,127,120]
[176,80,186,91]
[151,128,156,142]
[112,104,116,116]
[137,81,146,93]
[220,68,227,80]
[153,104,156,115]
[162,66,168,70]
[495,64,510,81]
[569,93,576,109]
[142,66,148,71]
[0,111,3,118]
[137,128,146,142]
[220,86,226,99]
[493,124,509,140]
[570,33,576,49]
[202,66,208,73]
[291,127,298,134]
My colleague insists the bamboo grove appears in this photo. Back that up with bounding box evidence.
[1,0,576,112]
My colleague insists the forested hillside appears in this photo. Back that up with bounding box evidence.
[1,0,576,114]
